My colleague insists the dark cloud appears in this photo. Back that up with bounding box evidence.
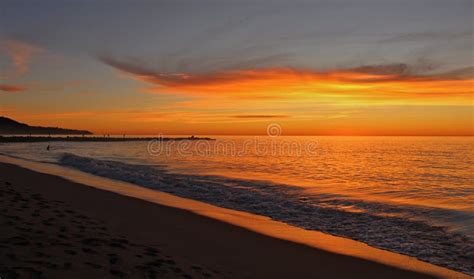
[351,63,410,76]
[0,83,26,92]
[98,55,157,78]
[99,54,473,90]
[98,54,266,87]
[194,52,292,73]
[432,66,474,80]
[346,63,473,82]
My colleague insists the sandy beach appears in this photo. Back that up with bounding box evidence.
[1,0,473,277]
[0,161,469,279]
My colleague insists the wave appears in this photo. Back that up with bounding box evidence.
[59,153,473,274]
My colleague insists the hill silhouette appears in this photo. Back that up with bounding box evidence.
[0,116,92,135]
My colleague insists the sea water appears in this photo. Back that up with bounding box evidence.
[1,136,472,274]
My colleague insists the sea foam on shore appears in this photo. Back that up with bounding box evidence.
[58,153,474,274]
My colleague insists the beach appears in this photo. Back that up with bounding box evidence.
[1,0,473,278]
[1,137,472,275]
[0,161,469,278]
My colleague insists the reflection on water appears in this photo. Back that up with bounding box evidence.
[1,136,473,274]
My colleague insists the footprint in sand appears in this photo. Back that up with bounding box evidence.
[108,254,120,264]
[84,261,102,269]
[144,247,160,256]
[82,247,99,254]
[109,269,127,277]
[64,249,77,255]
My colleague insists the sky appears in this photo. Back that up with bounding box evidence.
[0,0,473,135]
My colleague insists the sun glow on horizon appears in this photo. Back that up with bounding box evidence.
[4,65,473,136]
[1,1,473,136]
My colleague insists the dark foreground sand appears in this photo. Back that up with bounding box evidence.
[0,162,441,278]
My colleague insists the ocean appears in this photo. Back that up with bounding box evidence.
[1,136,473,274]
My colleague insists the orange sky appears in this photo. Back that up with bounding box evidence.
[3,65,473,136]
[1,1,473,136]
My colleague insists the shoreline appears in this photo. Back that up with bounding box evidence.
[0,157,469,278]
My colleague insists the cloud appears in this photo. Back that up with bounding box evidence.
[99,55,473,104]
[350,63,411,75]
[231,115,289,119]
[0,83,26,92]
[344,63,474,82]
[379,31,472,44]
[431,66,474,80]
[0,39,43,74]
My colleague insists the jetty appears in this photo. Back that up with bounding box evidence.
[0,136,214,143]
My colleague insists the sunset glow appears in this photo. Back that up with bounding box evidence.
[1,1,472,136]
[1,2,474,277]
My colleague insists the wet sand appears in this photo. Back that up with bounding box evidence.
[0,162,464,278]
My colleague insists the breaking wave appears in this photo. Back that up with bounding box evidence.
[59,153,473,274]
